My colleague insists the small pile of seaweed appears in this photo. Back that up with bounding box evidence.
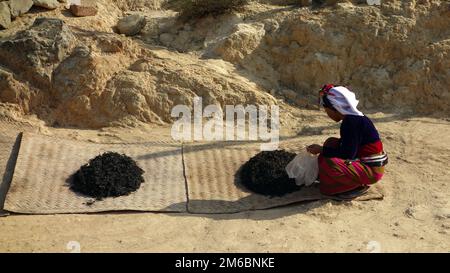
[70,152,145,199]
[240,150,301,197]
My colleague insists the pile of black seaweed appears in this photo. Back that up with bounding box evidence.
[70,152,145,199]
[240,150,301,197]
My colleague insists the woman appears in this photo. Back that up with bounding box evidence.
[306,84,388,199]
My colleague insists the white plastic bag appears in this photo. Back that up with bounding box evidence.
[285,150,319,186]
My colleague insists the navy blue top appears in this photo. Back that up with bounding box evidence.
[322,115,381,160]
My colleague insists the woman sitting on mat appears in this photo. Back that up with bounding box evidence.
[306,84,388,199]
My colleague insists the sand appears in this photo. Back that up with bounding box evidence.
[1,114,449,253]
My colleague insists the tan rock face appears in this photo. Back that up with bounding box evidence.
[0,17,275,128]
[0,0,449,129]
[9,0,33,18]
[51,45,131,127]
[214,23,266,64]
[199,1,449,114]
[0,2,11,29]
[54,50,276,128]
[70,4,98,17]
[117,14,146,36]
[0,68,45,115]
[0,69,29,112]
[33,0,60,9]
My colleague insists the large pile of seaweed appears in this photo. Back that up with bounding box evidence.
[70,152,145,199]
[240,150,301,197]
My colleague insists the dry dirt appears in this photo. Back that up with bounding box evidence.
[0,0,450,252]
[1,113,449,252]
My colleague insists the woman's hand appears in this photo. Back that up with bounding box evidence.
[306,144,323,155]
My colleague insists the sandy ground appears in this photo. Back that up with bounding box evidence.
[0,113,450,253]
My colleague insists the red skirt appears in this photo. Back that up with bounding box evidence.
[318,138,384,195]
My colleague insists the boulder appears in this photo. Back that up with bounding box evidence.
[33,0,60,9]
[52,46,122,101]
[117,14,146,36]
[69,4,97,17]
[0,18,76,89]
[9,0,33,18]
[0,1,11,29]
[214,23,266,64]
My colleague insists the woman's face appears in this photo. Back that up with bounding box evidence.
[325,107,343,122]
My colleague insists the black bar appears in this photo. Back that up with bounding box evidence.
[0,253,448,272]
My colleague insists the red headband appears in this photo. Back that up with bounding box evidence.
[319,84,334,96]
[318,84,335,109]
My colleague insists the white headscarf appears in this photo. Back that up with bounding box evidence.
[327,86,364,116]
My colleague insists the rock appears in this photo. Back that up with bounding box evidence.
[117,14,146,36]
[0,18,76,89]
[52,45,122,101]
[282,89,297,101]
[9,0,33,18]
[69,4,97,17]
[214,23,266,64]
[159,33,173,46]
[263,19,279,33]
[33,0,60,9]
[0,1,11,29]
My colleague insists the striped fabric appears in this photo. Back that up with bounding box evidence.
[318,137,385,195]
